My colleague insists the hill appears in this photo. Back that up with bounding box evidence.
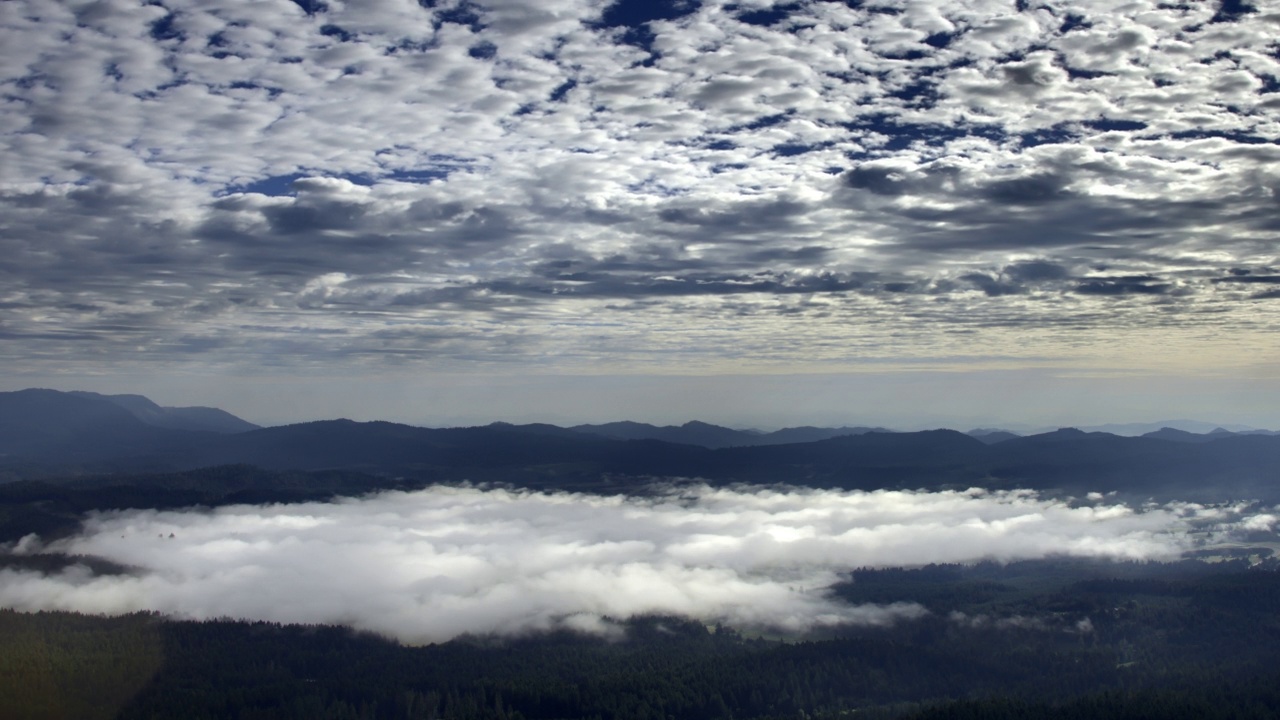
[3,389,1280,503]
[68,391,259,433]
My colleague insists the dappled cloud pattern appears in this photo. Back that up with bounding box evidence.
[2,0,1280,380]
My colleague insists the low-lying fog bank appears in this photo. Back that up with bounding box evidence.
[1,484,1274,643]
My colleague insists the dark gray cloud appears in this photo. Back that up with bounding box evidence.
[1213,274,1280,284]
[980,173,1074,206]
[1005,260,1070,283]
[1075,276,1173,296]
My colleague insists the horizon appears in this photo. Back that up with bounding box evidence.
[4,384,1274,436]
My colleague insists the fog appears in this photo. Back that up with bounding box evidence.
[1,484,1271,643]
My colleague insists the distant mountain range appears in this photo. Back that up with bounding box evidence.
[1056,420,1276,436]
[3,389,1280,504]
[67,391,260,433]
[561,420,895,448]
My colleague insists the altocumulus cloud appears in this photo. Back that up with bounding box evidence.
[1,485,1270,643]
[5,0,1280,385]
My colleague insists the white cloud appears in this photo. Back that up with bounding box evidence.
[1,484,1264,643]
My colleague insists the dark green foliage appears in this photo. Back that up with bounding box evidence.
[3,559,1280,719]
[0,610,164,720]
[899,678,1280,720]
[0,465,418,543]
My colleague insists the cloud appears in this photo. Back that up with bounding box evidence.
[1074,275,1172,296]
[2,484,1267,643]
[2,0,1280,393]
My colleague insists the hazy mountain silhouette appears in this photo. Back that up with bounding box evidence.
[0,389,200,462]
[1139,427,1277,443]
[570,420,759,448]
[4,388,1280,502]
[68,391,259,433]
[177,422,1280,501]
[966,429,1021,444]
[751,425,891,445]
[1142,427,1228,443]
[1072,420,1265,436]
[569,421,888,448]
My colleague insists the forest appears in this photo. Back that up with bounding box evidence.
[4,555,1279,720]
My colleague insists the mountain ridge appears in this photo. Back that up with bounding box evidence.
[66,391,259,433]
[3,389,1280,503]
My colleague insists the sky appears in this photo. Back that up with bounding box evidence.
[6,484,1270,641]
[3,0,1280,428]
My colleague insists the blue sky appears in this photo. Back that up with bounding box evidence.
[2,0,1279,428]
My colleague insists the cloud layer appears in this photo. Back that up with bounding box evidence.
[2,0,1280,390]
[3,484,1270,642]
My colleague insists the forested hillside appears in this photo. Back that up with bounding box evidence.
[4,558,1279,720]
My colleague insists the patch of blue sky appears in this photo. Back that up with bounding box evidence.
[843,117,1006,154]
[548,79,577,103]
[148,13,182,42]
[226,173,336,196]
[594,0,702,58]
[733,3,802,27]
[597,0,702,28]
[433,3,484,32]
[1015,125,1078,148]
[226,156,463,196]
[772,142,833,157]
[1083,119,1149,133]
[288,0,329,17]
